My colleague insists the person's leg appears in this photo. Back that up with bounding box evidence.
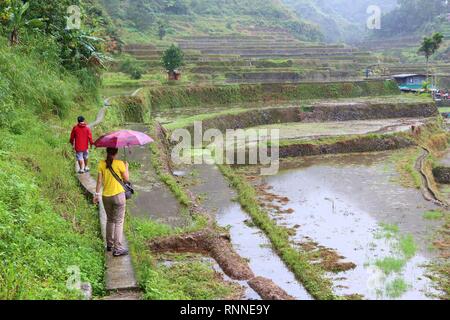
[113,193,127,255]
[76,152,85,173]
[84,151,90,171]
[103,196,115,250]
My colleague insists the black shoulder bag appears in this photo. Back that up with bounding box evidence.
[108,166,134,200]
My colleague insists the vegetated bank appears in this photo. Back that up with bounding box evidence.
[143,80,400,111]
[0,37,104,299]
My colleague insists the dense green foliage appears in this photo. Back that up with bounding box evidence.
[374,0,448,37]
[418,32,444,78]
[99,0,323,42]
[161,44,184,72]
[120,56,145,79]
[0,37,104,299]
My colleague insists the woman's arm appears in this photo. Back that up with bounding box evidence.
[122,162,130,182]
[93,172,103,204]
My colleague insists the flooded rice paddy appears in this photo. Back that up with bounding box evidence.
[183,164,312,300]
[259,151,443,299]
[251,118,430,141]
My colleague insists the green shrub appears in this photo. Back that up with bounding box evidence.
[119,56,145,80]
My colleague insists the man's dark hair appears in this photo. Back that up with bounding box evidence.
[77,116,85,123]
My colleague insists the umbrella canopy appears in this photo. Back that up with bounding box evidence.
[94,130,154,149]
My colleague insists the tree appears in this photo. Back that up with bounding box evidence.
[418,32,444,81]
[6,0,44,45]
[161,44,184,79]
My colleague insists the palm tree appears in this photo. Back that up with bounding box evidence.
[418,32,444,82]
[7,0,44,46]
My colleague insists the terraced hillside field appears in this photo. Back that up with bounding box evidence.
[121,33,386,85]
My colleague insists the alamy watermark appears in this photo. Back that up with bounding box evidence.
[367,5,382,30]
[171,121,280,176]
[66,5,81,30]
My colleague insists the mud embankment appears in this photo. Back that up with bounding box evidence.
[433,167,450,184]
[183,102,437,136]
[278,135,415,159]
[149,230,294,300]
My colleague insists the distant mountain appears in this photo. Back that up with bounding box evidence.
[282,0,398,43]
[99,0,324,42]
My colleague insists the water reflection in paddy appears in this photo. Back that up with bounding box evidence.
[262,151,442,299]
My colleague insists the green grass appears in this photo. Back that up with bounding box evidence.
[218,164,336,300]
[438,107,450,113]
[423,210,444,220]
[389,148,423,189]
[164,108,247,130]
[398,234,417,259]
[149,142,193,208]
[375,257,407,275]
[126,217,239,300]
[385,278,409,299]
[0,37,104,299]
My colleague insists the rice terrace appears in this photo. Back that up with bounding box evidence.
[0,0,449,308]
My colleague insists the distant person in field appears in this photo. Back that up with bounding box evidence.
[70,116,94,174]
[94,148,129,257]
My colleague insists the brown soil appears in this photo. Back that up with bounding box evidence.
[248,277,295,300]
[149,229,254,280]
[149,230,300,300]
[298,240,357,273]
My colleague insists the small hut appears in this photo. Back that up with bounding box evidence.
[168,69,182,81]
[391,74,427,92]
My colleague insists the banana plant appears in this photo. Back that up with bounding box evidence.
[59,30,112,70]
[6,0,44,45]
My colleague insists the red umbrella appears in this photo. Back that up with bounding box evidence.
[94,130,154,160]
[95,130,154,148]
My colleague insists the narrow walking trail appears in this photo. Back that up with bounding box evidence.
[76,99,140,300]
[415,147,450,209]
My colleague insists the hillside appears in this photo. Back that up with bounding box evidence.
[282,0,397,43]
[99,0,323,43]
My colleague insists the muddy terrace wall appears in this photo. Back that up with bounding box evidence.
[276,135,415,159]
[145,80,400,111]
[224,70,359,83]
[181,102,438,136]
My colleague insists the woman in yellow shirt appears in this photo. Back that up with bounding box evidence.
[94,148,130,257]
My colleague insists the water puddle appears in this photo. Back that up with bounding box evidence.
[259,151,442,299]
[125,123,188,227]
[182,164,312,300]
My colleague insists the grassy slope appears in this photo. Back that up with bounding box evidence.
[0,38,104,299]
[99,0,323,43]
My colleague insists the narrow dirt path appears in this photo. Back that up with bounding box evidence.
[77,99,141,300]
[415,147,450,209]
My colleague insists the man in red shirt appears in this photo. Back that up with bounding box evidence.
[70,116,94,174]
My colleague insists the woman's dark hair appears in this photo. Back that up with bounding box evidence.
[106,148,119,169]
